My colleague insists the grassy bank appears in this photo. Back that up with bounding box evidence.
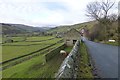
[78,42,94,78]
[105,41,119,46]
[94,40,119,46]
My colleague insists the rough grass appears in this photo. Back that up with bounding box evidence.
[2,46,72,78]
[78,42,94,78]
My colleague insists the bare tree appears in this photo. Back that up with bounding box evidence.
[109,14,118,22]
[86,0,115,41]
[86,0,115,22]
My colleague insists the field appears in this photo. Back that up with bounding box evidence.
[2,36,73,78]
[2,45,72,78]
[2,36,61,62]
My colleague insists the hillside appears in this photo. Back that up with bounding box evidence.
[47,20,118,43]
[47,21,97,33]
[1,23,50,35]
[1,21,97,35]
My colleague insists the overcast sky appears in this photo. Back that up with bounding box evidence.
[0,0,119,27]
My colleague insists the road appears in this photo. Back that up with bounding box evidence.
[81,37,118,78]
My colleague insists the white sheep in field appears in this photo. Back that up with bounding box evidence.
[60,50,68,57]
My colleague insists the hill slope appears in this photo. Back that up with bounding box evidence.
[1,23,50,35]
[47,21,97,33]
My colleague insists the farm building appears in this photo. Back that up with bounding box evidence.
[63,28,81,46]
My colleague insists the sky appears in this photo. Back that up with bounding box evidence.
[0,0,119,27]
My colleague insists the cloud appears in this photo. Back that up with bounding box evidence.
[0,0,119,27]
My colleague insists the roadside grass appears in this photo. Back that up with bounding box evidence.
[105,41,119,46]
[78,42,94,78]
[2,45,72,78]
[94,39,119,46]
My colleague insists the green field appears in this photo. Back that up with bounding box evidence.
[2,36,54,43]
[11,37,26,42]
[2,37,25,43]
[2,45,48,62]
[3,38,61,46]
[2,37,62,62]
[2,43,72,78]
[26,36,54,41]
[1,36,74,78]
[0,35,1,42]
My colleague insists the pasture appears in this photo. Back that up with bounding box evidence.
[2,42,72,78]
[2,36,62,62]
[26,36,54,41]
[2,36,73,78]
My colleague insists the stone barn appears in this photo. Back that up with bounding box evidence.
[63,28,81,46]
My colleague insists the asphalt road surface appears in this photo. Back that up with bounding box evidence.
[82,37,118,78]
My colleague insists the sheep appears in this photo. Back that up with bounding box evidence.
[60,50,68,57]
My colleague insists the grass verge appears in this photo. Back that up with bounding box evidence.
[105,41,119,46]
[78,42,94,78]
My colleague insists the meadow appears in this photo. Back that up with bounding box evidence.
[2,45,72,78]
[2,36,61,62]
[2,36,73,78]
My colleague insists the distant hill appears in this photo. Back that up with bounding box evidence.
[1,23,51,35]
[47,21,97,33]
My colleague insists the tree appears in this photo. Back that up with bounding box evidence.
[109,14,118,22]
[86,0,115,22]
[86,0,115,41]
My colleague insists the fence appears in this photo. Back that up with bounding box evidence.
[55,40,80,79]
